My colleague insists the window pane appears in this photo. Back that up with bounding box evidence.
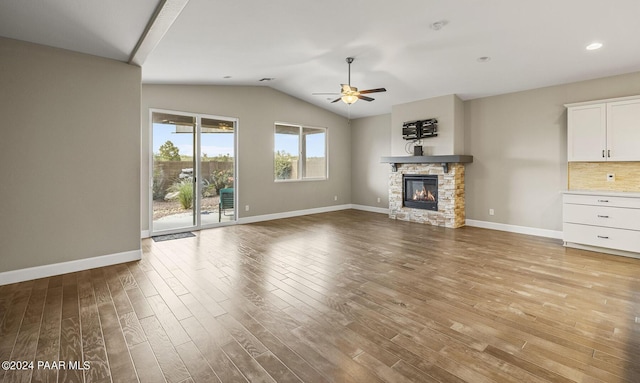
[275,124,299,180]
[303,127,326,179]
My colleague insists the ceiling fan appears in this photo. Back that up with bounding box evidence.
[313,57,386,105]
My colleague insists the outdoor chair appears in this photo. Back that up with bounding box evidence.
[219,188,234,221]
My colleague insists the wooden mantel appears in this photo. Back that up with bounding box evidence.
[380,155,473,173]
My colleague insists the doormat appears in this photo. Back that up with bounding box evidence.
[152,232,195,242]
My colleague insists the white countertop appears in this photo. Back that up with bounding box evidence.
[563,190,640,198]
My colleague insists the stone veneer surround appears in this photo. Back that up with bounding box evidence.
[389,163,466,228]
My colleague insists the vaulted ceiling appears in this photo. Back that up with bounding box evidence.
[2,0,640,119]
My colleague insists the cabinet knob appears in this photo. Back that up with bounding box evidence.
[597,235,609,239]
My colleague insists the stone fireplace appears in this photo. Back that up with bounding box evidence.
[381,155,472,228]
[403,174,438,211]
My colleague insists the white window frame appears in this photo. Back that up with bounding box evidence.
[274,122,328,182]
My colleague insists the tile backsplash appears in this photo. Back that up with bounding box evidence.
[568,162,640,192]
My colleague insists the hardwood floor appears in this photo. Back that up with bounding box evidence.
[2,209,640,382]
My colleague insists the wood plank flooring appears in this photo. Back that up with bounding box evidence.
[2,209,640,382]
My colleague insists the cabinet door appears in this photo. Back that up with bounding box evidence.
[607,99,640,161]
[567,104,606,161]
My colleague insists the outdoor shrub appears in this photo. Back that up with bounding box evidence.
[152,167,166,201]
[168,179,194,209]
[275,150,294,180]
[211,169,234,194]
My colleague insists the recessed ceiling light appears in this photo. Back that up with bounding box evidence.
[477,56,491,63]
[586,42,603,51]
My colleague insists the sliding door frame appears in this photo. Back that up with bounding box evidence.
[149,108,238,236]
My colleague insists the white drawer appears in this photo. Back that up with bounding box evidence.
[563,194,640,209]
[563,204,640,230]
[564,223,640,253]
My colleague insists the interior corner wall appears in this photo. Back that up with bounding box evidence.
[350,114,391,208]
[0,37,141,274]
[464,71,640,231]
[453,95,465,154]
[140,85,351,232]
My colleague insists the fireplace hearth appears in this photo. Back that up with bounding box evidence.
[404,175,438,211]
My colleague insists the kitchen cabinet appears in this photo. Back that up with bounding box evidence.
[566,96,640,162]
[563,191,640,258]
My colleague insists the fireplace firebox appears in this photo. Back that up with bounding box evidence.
[403,175,438,211]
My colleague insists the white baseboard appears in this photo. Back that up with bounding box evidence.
[465,219,563,239]
[350,204,389,214]
[236,206,564,243]
[238,204,352,224]
[0,249,142,286]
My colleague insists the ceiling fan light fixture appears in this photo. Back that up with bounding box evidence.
[316,57,386,105]
[341,94,359,104]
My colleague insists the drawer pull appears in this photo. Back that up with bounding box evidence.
[597,215,609,218]
[597,199,609,203]
[597,235,609,239]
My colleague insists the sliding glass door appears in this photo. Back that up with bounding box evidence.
[151,110,236,235]
[200,117,236,227]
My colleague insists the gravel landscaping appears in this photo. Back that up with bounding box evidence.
[153,195,219,220]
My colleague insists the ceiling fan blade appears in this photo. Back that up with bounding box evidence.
[358,95,375,102]
[359,87,387,95]
[330,97,342,103]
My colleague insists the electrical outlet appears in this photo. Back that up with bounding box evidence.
[334,195,338,201]
[489,208,495,216]
[607,173,615,182]
[245,205,250,211]
[377,197,381,203]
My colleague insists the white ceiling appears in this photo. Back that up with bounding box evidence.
[2,0,640,119]
[0,0,160,62]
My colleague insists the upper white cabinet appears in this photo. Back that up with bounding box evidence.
[567,103,606,161]
[566,95,640,162]
[607,99,640,161]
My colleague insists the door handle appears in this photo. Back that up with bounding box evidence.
[602,150,605,158]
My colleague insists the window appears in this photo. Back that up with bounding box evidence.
[275,123,327,181]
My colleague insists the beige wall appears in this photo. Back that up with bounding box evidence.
[465,71,640,231]
[465,73,640,231]
[350,114,391,207]
[0,37,141,273]
[391,94,464,156]
[141,85,351,232]
[352,71,640,232]
[464,88,568,230]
